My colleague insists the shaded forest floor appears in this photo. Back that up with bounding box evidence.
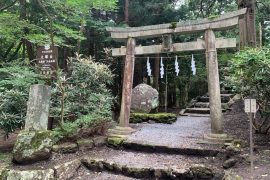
[223,100,270,179]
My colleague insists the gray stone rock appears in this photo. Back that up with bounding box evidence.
[225,145,241,159]
[131,84,159,113]
[52,142,78,153]
[0,165,8,179]
[189,164,214,179]
[12,130,53,164]
[77,139,94,151]
[7,169,54,180]
[223,158,237,169]
[25,84,51,131]
[54,159,81,180]
[223,172,243,180]
[93,136,106,147]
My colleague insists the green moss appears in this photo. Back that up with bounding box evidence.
[208,14,220,20]
[169,22,177,29]
[107,137,125,147]
[130,113,177,124]
[0,168,8,180]
[0,153,10,163]
[31,131,52,149]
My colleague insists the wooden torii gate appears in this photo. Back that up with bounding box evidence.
[107,9,247,140]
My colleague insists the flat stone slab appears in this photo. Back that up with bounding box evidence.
[125,117,223,155]
[81,148,221,179]
[77,166,138,180]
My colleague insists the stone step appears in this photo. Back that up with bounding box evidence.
[182,113,211,117]
[185,108,227,114]
[81,149,223,180]
[185,108,211,114]
[193,102,229,109]
[198,95,232,103]
[77,166,138,180]
[122,141,222,157]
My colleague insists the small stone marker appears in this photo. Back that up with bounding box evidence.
[244,99,257,113]
[244,98,257,180]
[25,84,51,131]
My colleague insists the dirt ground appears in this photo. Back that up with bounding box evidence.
[223,100,270,179]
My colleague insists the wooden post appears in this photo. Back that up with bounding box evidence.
[119,38,136,127]
[153,55,160,91]
[205,29,223,134]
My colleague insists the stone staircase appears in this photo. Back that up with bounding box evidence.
[180,88,236,117]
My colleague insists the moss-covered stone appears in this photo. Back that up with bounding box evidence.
[77,139,94,151]
[130,113,177,124]
[12,130,53,164]
[190,165,214,179]
[52,142,78,153]
[0,166,8,180]
[107,137,125,148]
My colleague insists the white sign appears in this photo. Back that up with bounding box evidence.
[245,99,257,113]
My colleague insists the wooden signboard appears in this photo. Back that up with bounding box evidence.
[36,45,58,77]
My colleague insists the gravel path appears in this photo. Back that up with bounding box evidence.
[82,148,218,169]
[127,116,218,150]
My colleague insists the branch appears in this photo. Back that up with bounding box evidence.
[0,0,18,12]
[8,41,23,61]
[3,43,15,58]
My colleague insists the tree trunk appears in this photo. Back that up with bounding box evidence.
[153,55,160,91]
[238,0,256,47]
[125,0,129,25]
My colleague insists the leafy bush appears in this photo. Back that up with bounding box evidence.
[51,54,114,141]
[228,48,270,133]
[0,64,43,137]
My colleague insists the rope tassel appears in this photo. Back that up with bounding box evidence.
[160,57,164,79]
[191,54,196,75]
[146,57,152,76]
[175,56,180,76]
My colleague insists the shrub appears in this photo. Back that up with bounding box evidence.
[51,54,114,142]
[228,48,270,133]
[0,64,43,137]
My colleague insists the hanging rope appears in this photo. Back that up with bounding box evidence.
[175,56,180,76]
[160,57,164,79]
[133,53,205,59]
[191,54,196,75]
[146,57,152,76]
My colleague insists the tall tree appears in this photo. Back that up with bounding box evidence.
[238,0,257,47]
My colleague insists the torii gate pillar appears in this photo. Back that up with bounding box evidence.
[205,29,223,134]
[116,37,136,133]
[204,29,231,142]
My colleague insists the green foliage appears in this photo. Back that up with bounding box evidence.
[229,48,270,115]
[51,54,114,142]
[0,64,43,137]
[0,0,118,61]
[52,122,79,143]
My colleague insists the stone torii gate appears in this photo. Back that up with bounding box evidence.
[107,9,247,140]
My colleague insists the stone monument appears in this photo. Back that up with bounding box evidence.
[13,84,53,164]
